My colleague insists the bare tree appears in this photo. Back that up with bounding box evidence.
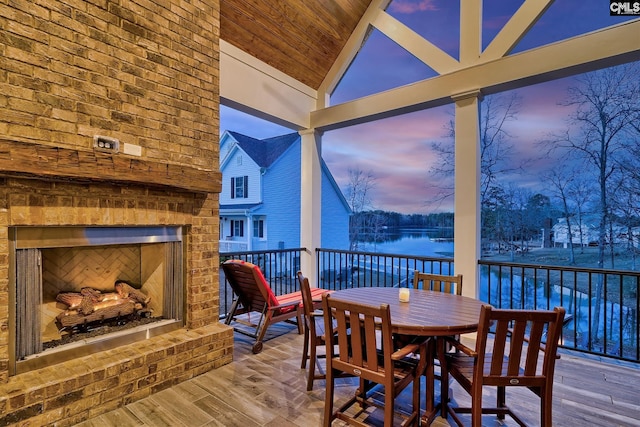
[566,173,596,254]
[616,116,640,270]
[429,93,523,207]
[344,168,376,250]
[545,168,579,264]
[543,63,640,344]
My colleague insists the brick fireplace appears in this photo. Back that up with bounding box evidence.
[0,178,233,426]
[0,0,228,425]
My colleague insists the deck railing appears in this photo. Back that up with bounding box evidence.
[219,248,640,363]
[315,248,455,290]
[479,259,640,363]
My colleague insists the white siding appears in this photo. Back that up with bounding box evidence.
[321,171,350,250]
[220,148,262,205]
[256,143,301,249]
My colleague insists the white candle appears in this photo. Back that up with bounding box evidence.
[399,287,410,302]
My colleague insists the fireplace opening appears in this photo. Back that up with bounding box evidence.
[11,226,185,374]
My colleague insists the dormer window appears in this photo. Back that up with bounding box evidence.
[236,155,242,165]
[231,176,248,199]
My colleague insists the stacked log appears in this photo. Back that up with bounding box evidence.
[55,281,150,330]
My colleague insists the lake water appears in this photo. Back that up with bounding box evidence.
[354,228,454,257]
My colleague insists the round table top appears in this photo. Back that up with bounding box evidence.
[329,287,487,336]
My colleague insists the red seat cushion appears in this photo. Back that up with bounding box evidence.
[276,287,330,313]
[275,291,303,313]
[241,260,330,314]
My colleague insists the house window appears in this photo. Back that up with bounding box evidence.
[253,219,264,239]
[231,220,244,237]
[231,176,248,199]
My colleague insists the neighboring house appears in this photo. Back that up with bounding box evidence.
[219,130,351,252]
[552,216,634,248]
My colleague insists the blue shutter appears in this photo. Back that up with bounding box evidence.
[244,175,248,198]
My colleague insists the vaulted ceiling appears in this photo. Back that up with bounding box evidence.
[220,0,374,90]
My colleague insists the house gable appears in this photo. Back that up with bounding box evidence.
[219,130,351,250]
[219,134,262,206]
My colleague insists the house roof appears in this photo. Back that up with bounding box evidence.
[220,0,374,90]
[227,131,299,168]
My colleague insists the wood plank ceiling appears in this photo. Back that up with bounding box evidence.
[220,0,374,90]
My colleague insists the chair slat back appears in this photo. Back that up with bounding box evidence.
[412,271,463,295]
[222,260,277,310]
[296,271,314,318]
[323,294,393,383]
[475,305,565,387]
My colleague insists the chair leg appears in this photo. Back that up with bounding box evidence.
[323,369,335,427]
[224,299,240,325]
[307,338,318,391]
[412,366,422,427]
[497,386,506,421]
[541,389,552,427]
[252,310,273,353]
[384,389,395,427]
[436,339,449,420]
[296,307,303,334]
[471,382,483,427]
[301,326,309,369]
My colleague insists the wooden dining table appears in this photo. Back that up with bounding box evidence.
[329,286,487,425]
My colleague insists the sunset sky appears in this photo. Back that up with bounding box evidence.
[220,1,636,214]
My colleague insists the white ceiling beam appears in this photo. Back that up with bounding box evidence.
[371,11,459,75]
[220,40,317,130]
[481,0,555,61]
[310,20,640,131]
[460,0,482,65]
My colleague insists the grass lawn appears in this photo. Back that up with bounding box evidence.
[483,245,640,272]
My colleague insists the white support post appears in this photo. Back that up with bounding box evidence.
[299,129,322,286]
[453,90,482,299]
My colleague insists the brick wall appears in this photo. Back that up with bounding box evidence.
[0,0,219,167]
[0,0,228,425]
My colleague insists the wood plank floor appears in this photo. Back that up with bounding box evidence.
[75,323,640,427]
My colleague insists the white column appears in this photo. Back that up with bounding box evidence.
[299,129,322,286]
[453,90,482,299]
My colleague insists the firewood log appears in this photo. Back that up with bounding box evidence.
[81,287,102,301]
[79,295,95,315]
[56,300,136,328]
[56,292,84,309]
[115,281,151,304]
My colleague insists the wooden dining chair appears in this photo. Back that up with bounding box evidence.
[412,271,463,295]
[296,271,332,391]
[322,293,428,427]
[409,271,464,395]
[441,304,566,427]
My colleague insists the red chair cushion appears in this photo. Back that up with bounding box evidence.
[245,260,330,314]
